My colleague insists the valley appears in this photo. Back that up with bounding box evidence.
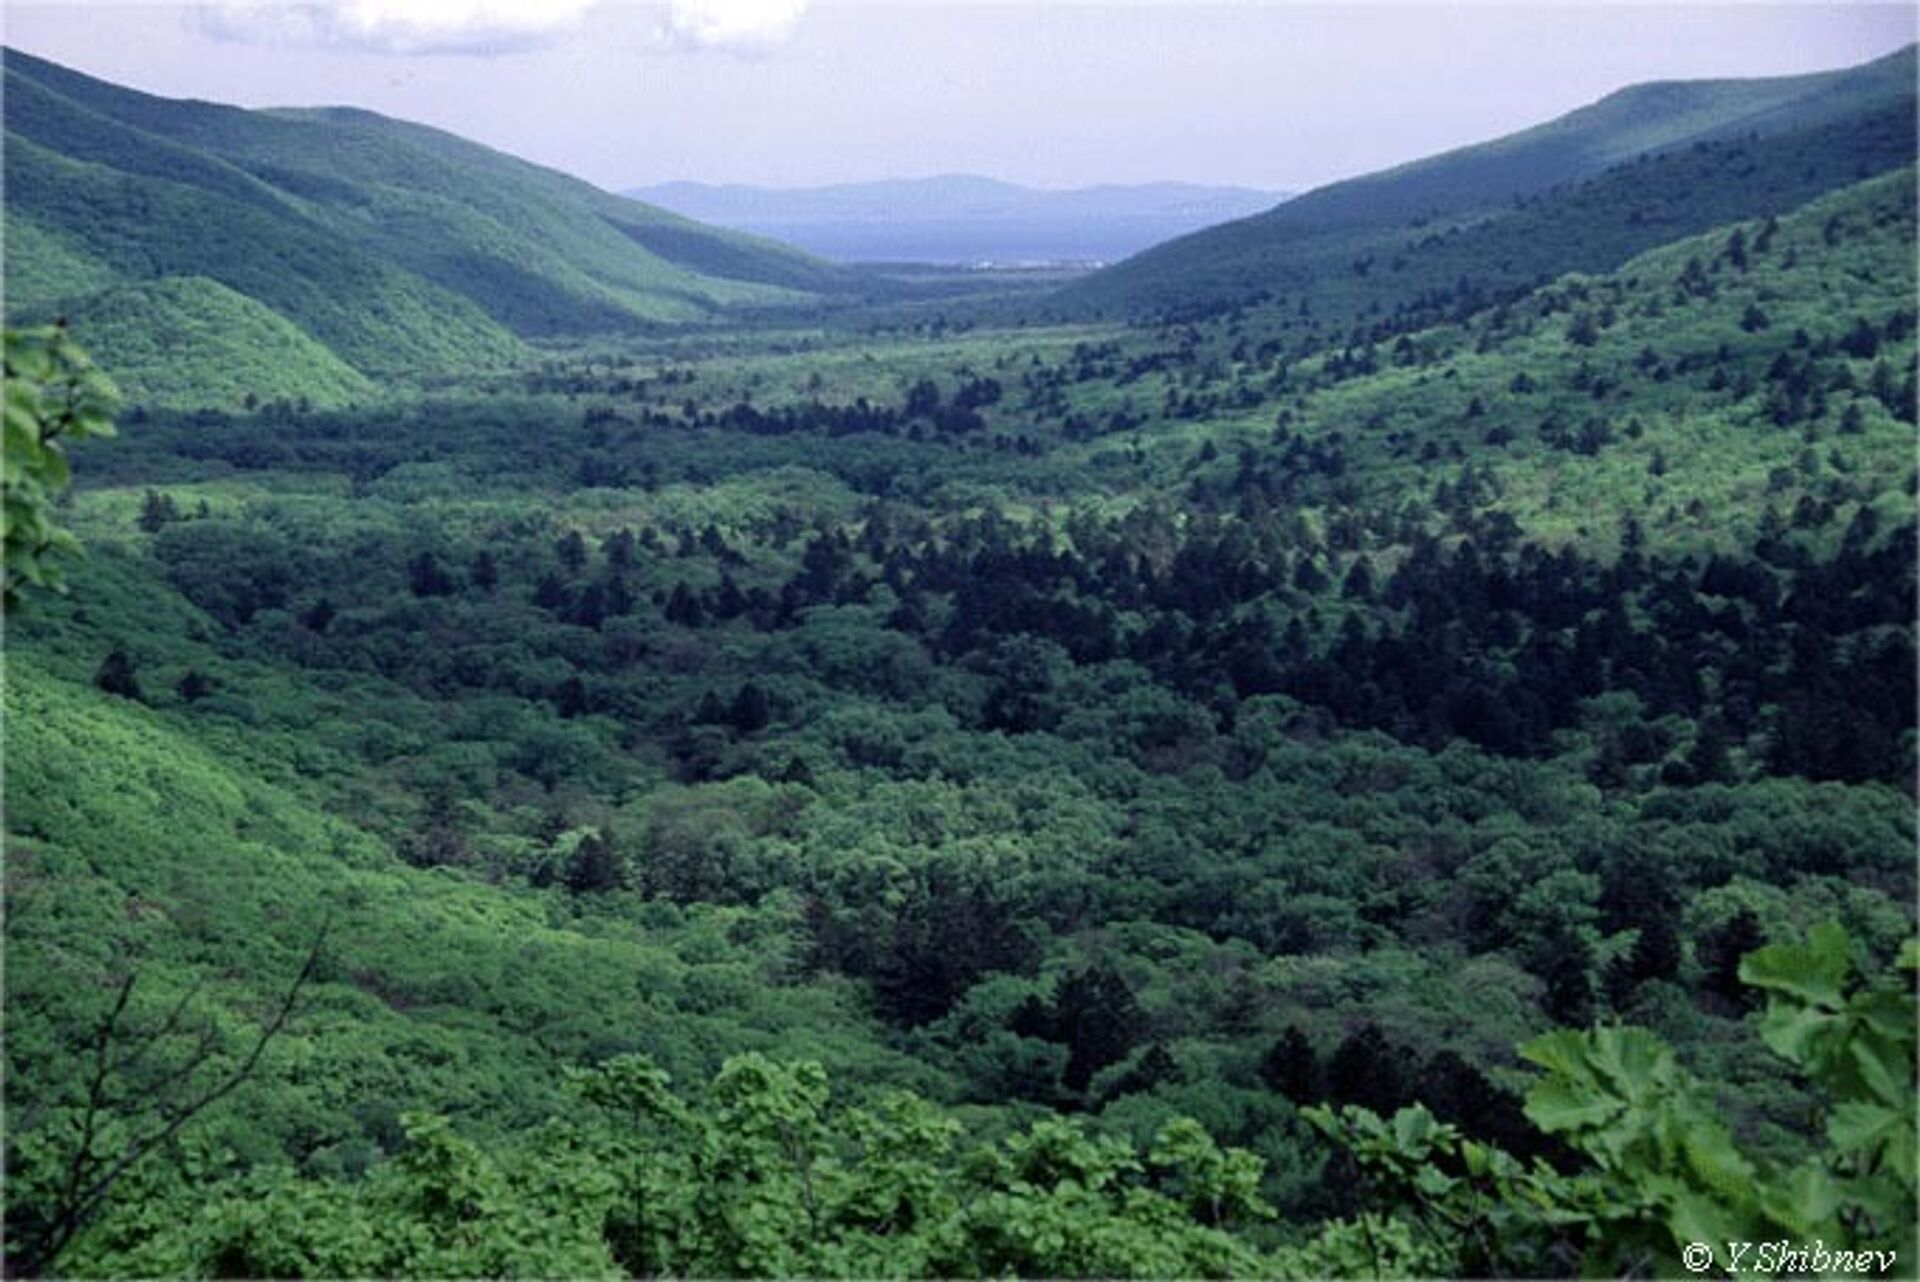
[3,37,1916,1281]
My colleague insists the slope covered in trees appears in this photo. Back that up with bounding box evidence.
[1060,45,1915,322]
[1,50,861,404]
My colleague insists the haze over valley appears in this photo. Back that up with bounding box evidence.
[626,176,1291,265]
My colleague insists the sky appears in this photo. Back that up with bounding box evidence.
[5,2,1915,193]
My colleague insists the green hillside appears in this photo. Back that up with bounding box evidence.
[2,128,519,379]
[57,277,374,408]
[1,49,860,405]
[1062,46,1915,320]
[6,645,936,1161]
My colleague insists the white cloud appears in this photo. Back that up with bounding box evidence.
[193,0,598,56]
[652,0,810,53]
[189,0,810,56]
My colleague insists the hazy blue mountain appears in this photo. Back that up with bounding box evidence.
[625,174,1290,264]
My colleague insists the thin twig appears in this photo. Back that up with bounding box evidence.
[21,921,329,1275]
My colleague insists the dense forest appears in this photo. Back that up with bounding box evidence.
[3,42,1916,1280]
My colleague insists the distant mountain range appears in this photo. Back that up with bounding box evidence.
[2,49,860,404]
[624,176,1291,265]
[1064,45,1917,319]
[10,42,1912,409]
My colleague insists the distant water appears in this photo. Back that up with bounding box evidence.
[682,218,1193,267]
[626,177,1289,266]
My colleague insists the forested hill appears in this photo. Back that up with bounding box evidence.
[1059,45,1916,320]
[1,50,859,404]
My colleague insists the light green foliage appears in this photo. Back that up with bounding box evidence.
[3,323,117,607]
[1740,925,1917,1235]
[64,1113,626,1279]
[1310,924,1917,1277]
[59,277,374,410]
[2,656,946,1272]
[67,1052,1279,1279]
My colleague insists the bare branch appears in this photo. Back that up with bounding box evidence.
[106,978,206,1081]
[19,920,329,1276]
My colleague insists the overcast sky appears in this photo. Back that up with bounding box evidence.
[6,2,1914,192]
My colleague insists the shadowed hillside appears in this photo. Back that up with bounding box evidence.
[1061,46,1915,322]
